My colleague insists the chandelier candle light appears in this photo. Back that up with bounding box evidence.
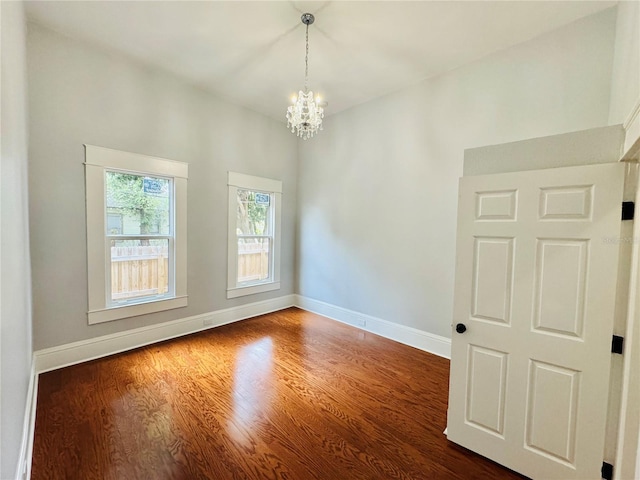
[286,13,324,140]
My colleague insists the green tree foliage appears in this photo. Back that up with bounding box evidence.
[237,189,269,236]
[106,172,169,235]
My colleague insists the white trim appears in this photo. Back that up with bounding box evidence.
[35,295,296,374]
[615,176,640,480]
[88,296,188,324]
[227,171,282,193]
[623,98,640,131]
[16,359,37,480]
[227,282,281,299]
[294,295,452,359]
[84,145,188,178]
[622,98,640,159]
[174,177,188,301]
[34,294,451,375]
[227,185,237,291]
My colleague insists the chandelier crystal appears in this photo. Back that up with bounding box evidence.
[286,13,324,140]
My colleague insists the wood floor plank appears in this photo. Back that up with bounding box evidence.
[32,307,526,479]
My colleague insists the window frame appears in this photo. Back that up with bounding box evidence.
[104,169,174,308]
[85,145,188,324]
[227,172,282,299]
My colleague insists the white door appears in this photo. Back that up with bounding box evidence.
[447,163,625,479]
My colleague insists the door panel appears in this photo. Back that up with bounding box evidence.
[532,239,588,338]
[472,237,514,324]
[447,163,625,479]
[525,360,580,464]
[466,345,508,436]
[476,190,518,220]
[539,185,593,220]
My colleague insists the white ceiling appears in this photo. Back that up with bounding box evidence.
[25,1,616,122]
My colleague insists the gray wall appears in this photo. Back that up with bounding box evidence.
[297,8,617,338]
[1,2,33,478]
[609,1,639,126]
[463,125,625,176]
[27,23,298,350]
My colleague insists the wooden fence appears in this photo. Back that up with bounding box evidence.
[237,241,270,282]
[111,245,168,300]
[111,243,269,300]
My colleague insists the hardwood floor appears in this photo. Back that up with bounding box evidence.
[32,307,525,479]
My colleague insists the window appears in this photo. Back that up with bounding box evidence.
[105,172,172,305]
[85,145,188,324]
[227,172,282,298]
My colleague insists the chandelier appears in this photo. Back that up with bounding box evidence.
[286,13,324,140]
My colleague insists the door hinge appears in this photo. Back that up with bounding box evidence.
[622,201,635,220]
[602,461,614,480]
[612,335,624,354]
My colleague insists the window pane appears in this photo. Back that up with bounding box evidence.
[106,213,123,235]
[106,171,171,235]
[110,239,169,302]
[237,237,270,283]
[236,189,270,235]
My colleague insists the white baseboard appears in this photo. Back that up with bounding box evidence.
[34,294,296,374]
[294,295,451,359]
[16,360,38,480]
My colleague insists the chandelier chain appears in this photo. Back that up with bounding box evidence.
[304,23,309,92]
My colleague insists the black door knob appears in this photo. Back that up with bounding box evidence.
[455,323,467,334]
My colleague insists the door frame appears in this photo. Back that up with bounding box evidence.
[616,155,640,480]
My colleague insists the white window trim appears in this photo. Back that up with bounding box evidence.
[85,145,188,324]
[227,171,282,299]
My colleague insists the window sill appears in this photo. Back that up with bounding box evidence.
[88,295,188,325]
[227,282,280,299]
